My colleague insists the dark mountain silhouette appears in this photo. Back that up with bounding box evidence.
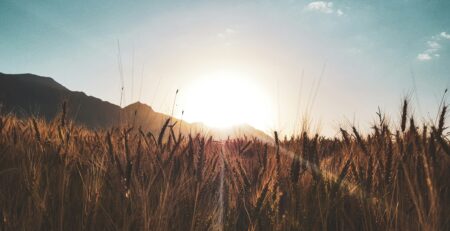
[0,73,121,129]
[0,72,272,141]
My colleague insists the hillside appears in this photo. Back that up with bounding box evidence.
[0,72,271,140]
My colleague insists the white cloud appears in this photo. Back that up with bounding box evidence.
[417,53,431,61]
[217,27,238,46]
[307,1,334,13]
[225,28,236,34]
[441,32,450,39]
[417,31,450,61]
[427,40,441,49]
[305,1,344,16]
[217,27,237,39]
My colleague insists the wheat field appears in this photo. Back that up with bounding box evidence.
[0,100,449,230]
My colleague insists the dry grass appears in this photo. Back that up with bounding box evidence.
[0,101,449,230]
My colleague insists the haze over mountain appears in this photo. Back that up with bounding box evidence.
[0,72,271,141]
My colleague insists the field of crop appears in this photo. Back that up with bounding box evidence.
[0,100,449,230]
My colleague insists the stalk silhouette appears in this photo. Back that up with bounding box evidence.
[0,100,448,230]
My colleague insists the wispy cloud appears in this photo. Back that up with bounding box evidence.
[417,53,432,61]
[217,27,236,39]
[217,27,238,46]
[441,32,450,39]
[305,1,344,16]
[417,31,450,61]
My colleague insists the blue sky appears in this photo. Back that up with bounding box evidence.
[1,0,449,136]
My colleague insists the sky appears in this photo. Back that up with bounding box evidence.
[1,0,449,136]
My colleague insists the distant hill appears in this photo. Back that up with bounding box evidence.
[0,72,272,141]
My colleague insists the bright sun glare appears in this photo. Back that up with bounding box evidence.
[183,70,274,130]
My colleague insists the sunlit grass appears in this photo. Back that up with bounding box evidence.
[0,99,449,230]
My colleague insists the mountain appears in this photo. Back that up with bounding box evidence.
[0,72,272,141]
[0,73,121,129]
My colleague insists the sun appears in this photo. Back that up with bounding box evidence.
[182,70,274,130]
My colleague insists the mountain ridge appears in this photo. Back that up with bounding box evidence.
[0,72,272,141]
